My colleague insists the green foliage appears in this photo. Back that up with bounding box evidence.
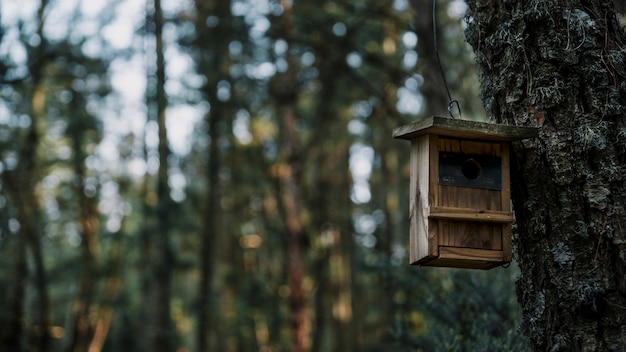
[378,263,528,352]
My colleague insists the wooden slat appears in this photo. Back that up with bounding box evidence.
[419,257,504,270]
[428,206,514,223]
[438,247,505,262]
[438,185,502,211]
[409,135,434,263]
[415,247,508,269]
[436,220,502,250]
[393,116,539,141]
[500,142,511,212]
[427,134,439,258]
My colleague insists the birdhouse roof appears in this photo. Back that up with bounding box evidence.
[393,116,539,141]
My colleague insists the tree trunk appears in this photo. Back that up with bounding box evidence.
[303,20,356,348]
[153,0,174,349]
[0,215,27,350]
[5,1,54,349]
[464,1,626,350]
[66,94,100,352]
[193,0,231,350]
[276,1,309,350]
[139,0,173,349]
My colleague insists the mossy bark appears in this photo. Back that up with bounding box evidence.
[464,1,626,350]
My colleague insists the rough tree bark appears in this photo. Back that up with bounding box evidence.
[464,1,626,350]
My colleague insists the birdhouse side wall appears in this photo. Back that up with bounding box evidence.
[409,135,438,264]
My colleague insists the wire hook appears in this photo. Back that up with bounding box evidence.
[448,100,462,119]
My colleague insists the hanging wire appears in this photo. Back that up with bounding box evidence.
[433,0,462,119]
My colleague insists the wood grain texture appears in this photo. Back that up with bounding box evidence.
[427,134,439,258]
[438,247,504,261]
[429,206,514,223]
[419,248,506,269]
[409,135,435,263]
[393,116,538,141]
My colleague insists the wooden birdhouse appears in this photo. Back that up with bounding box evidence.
[393,116,538,269]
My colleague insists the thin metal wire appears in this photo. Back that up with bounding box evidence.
[433,0,461,119]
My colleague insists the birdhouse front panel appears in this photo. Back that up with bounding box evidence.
[429,137,513,269]
[394,117,538,270]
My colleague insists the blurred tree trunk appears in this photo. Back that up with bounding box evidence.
[139,2,156,347]
[0,0,54,350]
[153,0,174,349]
[465,1,626,350]
[86,232,122,352]
[373,113,402,346]
[274,1,309,350]
[139,0,173,349]
[139,162,155,351]
[0,193,28,349]
[65,90,100,352]
[307,64,354,352]
[193,0,231,350]
[29,4,52,349]
[299,5,355,345]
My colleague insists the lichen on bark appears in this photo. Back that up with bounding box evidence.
[464,1,626,350]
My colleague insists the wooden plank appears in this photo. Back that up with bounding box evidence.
[438,185,502,211]
[420,257,503,270]
[428,134,439,258]
[429,206,514,223]
[410,135,435,263]
[412,247,510,269]
[459,139,501,155]
[438,247,505,262]
[436,219,502,250]
[416,247,508,269]
[393,116,539,141]
[500,142,511,212]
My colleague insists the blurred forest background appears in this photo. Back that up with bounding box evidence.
[0,0,543,351]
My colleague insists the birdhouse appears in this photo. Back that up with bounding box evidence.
[393,116,538,269]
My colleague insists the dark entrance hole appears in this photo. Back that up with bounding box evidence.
[461,158,481,180]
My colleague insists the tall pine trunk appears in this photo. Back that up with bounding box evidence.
[140,0,173,349]
[153,0,173,349]
[275,1,309,350]
[193,0,231,350]
[464,1,626,349]
[65,92,100,352]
